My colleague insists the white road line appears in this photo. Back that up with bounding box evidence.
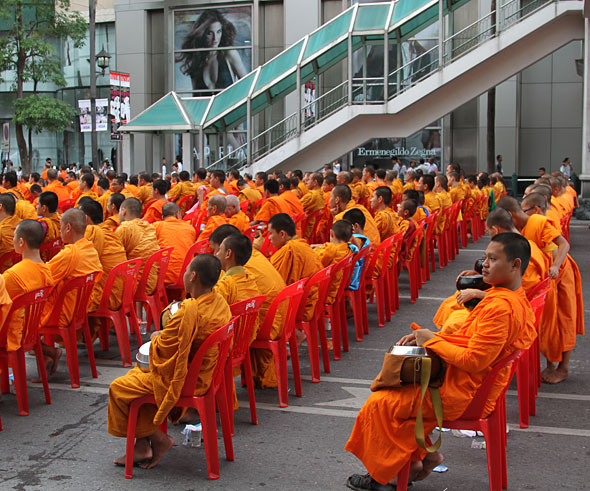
[506,390,590,402]
[508,424,590,437]
[399,295,448,301]
[300,375,374,385]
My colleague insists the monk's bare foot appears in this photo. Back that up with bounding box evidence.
[415,451,444,481]
[31,356,53,384]
[295,329,306,346]
[139,430,174,469]
[178,407,198,424]
[49,348,62,375]
[541,364,556,383]
[113,437,152,466]
[543,367,568,384]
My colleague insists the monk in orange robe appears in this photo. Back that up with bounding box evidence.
[0,194,22,268]
[224,195,250,233]
[40,209,103,366]
[74,173,99,206]
[116,198,161,295]
[3,220,54,352]
[370,186,400,241]
[198,195,228,242]
[345,233,536,488]
[108,254,232,469]
[64,172,79,197]
[278,177,304,217]
[362,166,379,195]
[300,172,325,235]
[2,171,25,200]
[43,169,70,202]
[237,179,262,204]
[0,274,13,339]
[209,225,287,389]
[96,177,113,217]
[498,195,581,384]
[142,179,168,223]
[167,171,194,203]
[135,174,154,207]
[154,202,196,284]
[251,179,289,227]
[101,192,124,231]
[36,191,61,245]
[331,184,380,250]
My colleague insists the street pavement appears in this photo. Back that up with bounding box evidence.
[1,222,589,490]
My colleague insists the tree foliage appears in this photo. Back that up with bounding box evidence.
[0,0,87,173]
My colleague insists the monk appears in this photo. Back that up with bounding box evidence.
[40,209,103,368]
[3,221,54,353]
[331,184,380,248]
[278,177,305,217]
[108,254,232,469]
[237,178,262,204]
[64,171,79,197]
[418,174,442,232]
[370,186,400,241]
[251,179,288,227]
[110,175,133,200]
[154,202,196,284]
[403,171,417,192]
[74,173,98,206]
[116,198,161,295]
[168,170,194,203]
[143,179,169,223]
[345,232,536,489]
[300,172,325,235]
[44,169,70,202]
[497,195,580,384]
[349,169,371,203]
[362,166,379,194]
[198,195,228,242]
[198,170,230,211]
[36,191,62,244]
[2,171,25,200]
[225,195,250,233]
[136,173,153,207]
[0,194,21,265]
[396,199,418,270]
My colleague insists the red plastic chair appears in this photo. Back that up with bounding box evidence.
[384,232,404,316]
[40,272,100,388]
[134,248,173,333]
[344,245,373,341]
[226,296,266,432]
[124,319,237,480]
[89,259,144,368]
[259,234,277,258]
[0,251,22,272]
[177,194,195,216]
[434,206,453,268]
[40,238,63,261]
[301,209,322,243]
[325,254,357,360]
[58,198,75,213]
[402,222,426,304]
[396,350,523,491]
[295,265,334,382]
[0,286,54,416]
[526,277,552,390]
[446,201,463,260]
[244,226,257,242]
[165,239,209,300]
[250,279,307,408]
[140,199,156,218]
[249,198,264,221]
[459,198,476,248]
[424,210,438,277]
[239,199,250,214]
[365,238,396,327]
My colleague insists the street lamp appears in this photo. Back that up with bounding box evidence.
[96,47,111,76]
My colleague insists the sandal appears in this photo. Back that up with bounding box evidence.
[346,473,395,491]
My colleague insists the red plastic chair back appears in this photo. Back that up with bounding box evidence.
[364,236,394,278]
[455,349,522,421]
[229,296,266,364]
[177,194,195,216]
[95,259,143,312]
[167,239,209,289]
[526,277,551,301]
[181,318,237,398]
[0,251,22,272]
[141,199,156,218]
[348,243,372,290]
[249,198,264,221]
[293,212,306,226]
[295,265,334,323]
[239,199,250,213]
[44,271,100,328]
[135,248,172,301]
[244,226,257,242]
[40,238,63,261]
[329,253,357,302]
[256,279,307,341]
[259,234,277,258]
[58,199,75,213]
[301,209,322,242]
[0,286,53,350]
[529,284,550,327]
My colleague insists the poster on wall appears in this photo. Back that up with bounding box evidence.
[78,99,92,132]
[110,71,130,141]
[78,99,109,132]
[173,5,252,94]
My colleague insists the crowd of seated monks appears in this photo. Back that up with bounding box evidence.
[0,162,582,484]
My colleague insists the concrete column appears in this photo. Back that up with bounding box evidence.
[121,133,132,175]
[581,18,590,197]
[182,133,192,172]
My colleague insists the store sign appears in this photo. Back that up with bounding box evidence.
[110,71,130,141]
[357,146,438,158]
[78,99,109,132]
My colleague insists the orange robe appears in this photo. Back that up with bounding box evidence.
[300,188,325,235]
[74,190,98,207]
[97,190,112,218]
[143,199,166,222]
[279,190,304,217]
[3,259,54,350]
[0,276,12,337]
[100,214,120,231]
[154,217,196,284]
[254,196,288,223]
[107,293,232,437]
[44,181,70,202]
[374,208,400,242]
[238,187,262,204]
[116,219,160,295]
[0,215,21,264]
[335,202,381,248]
[198,214,228,242]
[42,238,102,327]
[14,200,37,220]
[5,187,25,201]
[550,196,566,219]
[314,242,353,303]
[168,181,194,202]
[66,181,79,197]
[228,211,250,233]
[39,214,61,243]
[350,181,370,202]
[136,184,153,205]
[345,287,536,484]
[424,191,442,233]
[85,225,128,312]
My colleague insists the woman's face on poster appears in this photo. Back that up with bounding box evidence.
[204,21,223,48]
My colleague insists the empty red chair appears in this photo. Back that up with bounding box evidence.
[39,238,63,262]
[402,222,426,304]
[344,245,373,341]
[0,286,54,416]
[250,279,307,408]
[134,248,173,333]
[40,271,100,389]
[365,238,396,327]
[325,254,357,360]
[165,239,209,300]
[226,295,266,431]
[124,319,237,480]
[396,350,523,491]
[295,265,334,382]
[89,259,144,368]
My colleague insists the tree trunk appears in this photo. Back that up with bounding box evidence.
[14,7,31,175]
[486,87,496,175]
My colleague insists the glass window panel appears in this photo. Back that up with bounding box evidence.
[205,71,257,123]
[254,39,304,92]
[354,5,390,31]
[303,9,354,59]
[130,94,187,127]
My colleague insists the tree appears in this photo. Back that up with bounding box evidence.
[0,0,87,174]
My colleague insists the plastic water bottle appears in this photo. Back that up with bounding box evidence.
[181,423,202,447]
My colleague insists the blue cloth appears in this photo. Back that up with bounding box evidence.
[347,234,369,291]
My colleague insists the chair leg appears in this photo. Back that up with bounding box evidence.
[304,321,321,383]
[271,342,289,408]
[124,400,141,479]
[82,320,98,379]
[288,334,302,397]
[0,357,9,394]
[62,328,80,389]
[35,338,51,404]
[128,308,143,348]
[339,298,349,353]
[328,306,342,361]
[317,316,331,374]
[516,351,529,428]
[224,362,235,436]
[351,294,363,342]
[111,315,132,368]
[199,396,221,480]
[11,350,29,416]
[215,387,235,461]
[396,460,411,491]
[243,353,258,425]
[98,317,110,351]
[374,279,385,328]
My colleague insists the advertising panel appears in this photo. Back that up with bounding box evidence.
[110,71,130,141]
[78,99,108,132]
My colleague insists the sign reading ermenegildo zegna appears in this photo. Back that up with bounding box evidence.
[357,147,438,158]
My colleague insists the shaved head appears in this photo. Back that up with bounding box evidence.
[120,197,142,218]
[496,196,521,213]
[162,202,181,219]
[187,253,221,289]
[332,184,352,203]
[226,194,240,208]
[522,192,547,212]
[15,220,44,249]
[62,208,87,235]
[209,194,226,212]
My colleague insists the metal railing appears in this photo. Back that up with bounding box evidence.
[219,0,559,171]
[208,140,248,171]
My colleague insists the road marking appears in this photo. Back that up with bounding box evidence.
[315,387,370,409]
[399,295,448,302]
[300,375,374,385]
[508,424,590,437]
[506,390,590,402]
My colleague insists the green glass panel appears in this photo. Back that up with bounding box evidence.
[390,0,435,26]
[354,5,390,31]
[254,40,304,92]
[130,94,187,127]
[181,98,210,126]
[303,9,354,59]
[399,6,438,38]
[316,40,347,72]
[205,71,257,123]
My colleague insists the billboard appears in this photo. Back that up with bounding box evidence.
[78,99,108,132]
[173,5,252,94]
[110,71,130,141]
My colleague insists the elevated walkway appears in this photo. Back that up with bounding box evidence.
[120,0,585,174]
